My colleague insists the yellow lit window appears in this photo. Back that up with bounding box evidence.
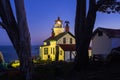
[44,48,48,55]
[51,48,52,54]
[60,50,62,55]
[53,48,55,55]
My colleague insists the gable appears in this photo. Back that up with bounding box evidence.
[93,32,110,41]
[60,33,75,39]
[57,33,75,44]
[44,32,75,42]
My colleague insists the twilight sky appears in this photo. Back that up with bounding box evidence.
[0,0,120,45]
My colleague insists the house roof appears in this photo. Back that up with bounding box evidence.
[44,32,75,42]
[93,27,120,38]
[59,44,76,51]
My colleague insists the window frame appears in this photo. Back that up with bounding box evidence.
[63,38,66,44]
[44,48,48,55]
[70,38,72,44]
[59,50,62,55]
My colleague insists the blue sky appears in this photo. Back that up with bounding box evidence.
[0,0,120,45]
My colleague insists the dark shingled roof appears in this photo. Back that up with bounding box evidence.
[44,32,75,42]
[93,27,120,38]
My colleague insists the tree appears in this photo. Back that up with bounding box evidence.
[0,0,32,80]
[74,0,120,70]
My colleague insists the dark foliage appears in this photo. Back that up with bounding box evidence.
[107,47,120,63]
[74,0,120,70]
[97,0,120,13]
[0,0,32,80]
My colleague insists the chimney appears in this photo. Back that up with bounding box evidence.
[51,29,55,38]
[65,26,69,32]
[65,21,69,32]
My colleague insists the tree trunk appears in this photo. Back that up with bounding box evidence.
[0,0,32,80]
[74,0,96,70]
[14,0,32,80]
[74,0,87,69]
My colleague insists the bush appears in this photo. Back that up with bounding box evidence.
[107,47,120,63]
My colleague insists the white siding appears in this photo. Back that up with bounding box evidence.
[65,51,70,61]
[57,33,75,44]
[64,51,76,62]
[92,33,111,56]
[71,51,76,60]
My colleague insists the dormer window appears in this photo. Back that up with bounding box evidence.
[70,38,72,44]
[63,38,66,44]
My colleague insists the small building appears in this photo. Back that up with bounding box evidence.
[92,27,120,59]
[40,17,76,61]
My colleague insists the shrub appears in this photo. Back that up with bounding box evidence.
[107,47,120,64]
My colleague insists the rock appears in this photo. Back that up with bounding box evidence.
[0,51,8,71]
[0,51,4,63]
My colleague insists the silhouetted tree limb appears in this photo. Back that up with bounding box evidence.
[75,0,87,69]
[0,0,32,80]
[97,0,120,13]
[0,21,6,29]
[74,0,120,70]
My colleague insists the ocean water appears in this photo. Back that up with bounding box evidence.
[0,45,40,63]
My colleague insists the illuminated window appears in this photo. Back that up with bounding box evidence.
[53,48,55,55]
[60,50,62,55]
[57,21,61,25]
[63,38,66,44]
[70,38,72,44]
[51,48,52,54]
[44,48,48,55]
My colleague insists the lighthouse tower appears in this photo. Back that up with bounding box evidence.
[53,17,64,36]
